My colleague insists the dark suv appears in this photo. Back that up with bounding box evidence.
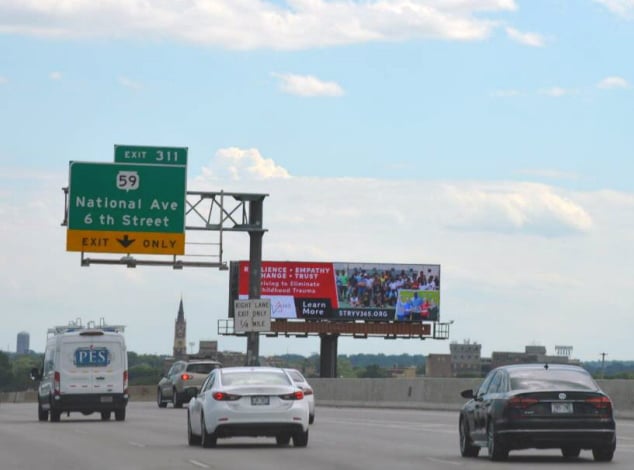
[157,360,222,408]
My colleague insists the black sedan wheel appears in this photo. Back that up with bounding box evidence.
[592,445,615,462]
[459,418,480,457]
[487,423,508,461]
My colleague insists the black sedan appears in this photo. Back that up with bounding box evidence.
[458,363,616,461]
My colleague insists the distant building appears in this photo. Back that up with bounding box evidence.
[491,345,574,369]
[425,354,452,377]
[17,331,30,354]
[189,340,219,360]
[388,366,417,378]
[450,340,482,377]
[173,298,187,360]
[218,350,246,367]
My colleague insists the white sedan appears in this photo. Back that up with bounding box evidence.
[187,366,310,448]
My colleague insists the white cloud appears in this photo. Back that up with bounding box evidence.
[195,147,291,182]
[272,73,344,97]
[0,0,519,50]
[539,86,578,97]
[597,76,629,89]
[117,76,142,91]
[194,149,592,237]
[441,182,593,236]
[49,71,62,80]
[505,27,546,47]
[595,0,634,18]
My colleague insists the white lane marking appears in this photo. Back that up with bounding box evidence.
[426,457,463,466]
[188,459,210,468]
[128,441,146,448]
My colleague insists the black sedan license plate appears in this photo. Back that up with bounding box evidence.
[251,396,270,406]
[552,402,573,413]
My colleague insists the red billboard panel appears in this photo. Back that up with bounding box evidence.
[232,261,441,322]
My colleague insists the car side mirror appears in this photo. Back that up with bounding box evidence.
[460,389,474,399]
[30,367,41,381]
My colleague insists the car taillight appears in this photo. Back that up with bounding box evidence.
[181,373,193,381]
[123,370,128,395]
[213,391,241,401]
[302,387,314,396]
[507,396,539,409]
[586,396,611,408]
[280,390,304,400]
[54,371,61,396]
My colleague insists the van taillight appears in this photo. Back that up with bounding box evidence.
[54,371,61,396]
[123,370,128,395]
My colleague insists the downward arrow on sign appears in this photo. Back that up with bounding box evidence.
[117,235,136,248]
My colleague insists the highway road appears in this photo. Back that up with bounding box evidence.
[1,402,634,469]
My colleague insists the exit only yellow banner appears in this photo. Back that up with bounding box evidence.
[67,229,185,255]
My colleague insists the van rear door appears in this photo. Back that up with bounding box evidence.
[60,333,125,395]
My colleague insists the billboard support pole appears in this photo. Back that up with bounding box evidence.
[319,334,339,378]
[246,199,265,366]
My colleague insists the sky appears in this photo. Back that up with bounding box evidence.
[1,0,633,362]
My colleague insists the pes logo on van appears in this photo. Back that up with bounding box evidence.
[74,347,110,367]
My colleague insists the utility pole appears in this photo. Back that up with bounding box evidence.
[600,352,607,379]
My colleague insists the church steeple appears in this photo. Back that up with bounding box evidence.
[173,297,187,359]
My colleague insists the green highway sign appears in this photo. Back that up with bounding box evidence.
[114,145,188,166]
[68,161,186,234]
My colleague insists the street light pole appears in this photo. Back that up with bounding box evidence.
[600,352,607,379]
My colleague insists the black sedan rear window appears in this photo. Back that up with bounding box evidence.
[509,369,598,391]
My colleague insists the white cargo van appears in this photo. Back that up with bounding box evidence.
[31,320,129,422]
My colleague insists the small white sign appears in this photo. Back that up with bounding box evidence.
[234,299,271,333]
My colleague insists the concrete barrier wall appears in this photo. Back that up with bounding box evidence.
[3,379,633,419]
[308,378,634,419]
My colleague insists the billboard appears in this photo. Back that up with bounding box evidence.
[229,261,440,322]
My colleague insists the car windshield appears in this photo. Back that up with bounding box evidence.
[509,369,598,391]
[186,363,219,374]
[222,370,291,386]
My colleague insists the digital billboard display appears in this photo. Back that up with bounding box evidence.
[230,261,440,322]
